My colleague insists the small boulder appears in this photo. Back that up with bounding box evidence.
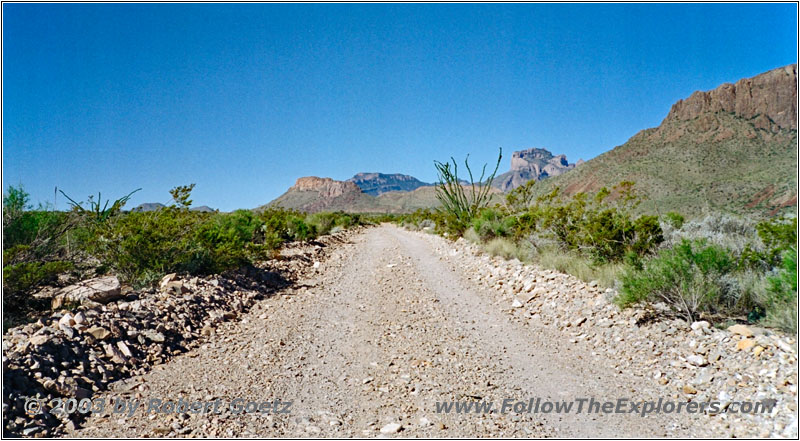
[159,273,178,291]
[58,313,75,328]
[53,276,122,306]
[736,338,756,351]
[728,324,753,337]
[30,334,50,346]
[86,326,111,340]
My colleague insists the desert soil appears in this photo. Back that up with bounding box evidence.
[67,225,791,438]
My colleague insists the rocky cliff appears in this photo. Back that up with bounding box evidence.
[291,177,363,198]
[266,177,378,213]
[493,148,577,191]
[665,64,797,131]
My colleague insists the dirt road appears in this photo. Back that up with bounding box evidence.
[69,225,729,437]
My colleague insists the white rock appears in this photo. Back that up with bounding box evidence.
[511,299,523,308]
[58,313,75,328]
[686,355,707,366]
[54,276,122,306]
[380,423,402,434]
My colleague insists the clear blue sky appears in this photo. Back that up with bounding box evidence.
[3,3,797,211]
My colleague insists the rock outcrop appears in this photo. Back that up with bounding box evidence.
[493,148,577,191]
[50,276,122,309]
[291,177,363,199]
[665,64,797,131]
[266,177,377,213]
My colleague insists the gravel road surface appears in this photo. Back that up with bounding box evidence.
[68,225,755,437]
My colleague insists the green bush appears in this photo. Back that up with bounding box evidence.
[87,208,204,285]
[306,211,360,236]
[663,212,685,229]
[757,217,797,266]
[616,239,741,321]
[192,210,271,274]
[762,248,797,332]
[3,261,73,296]
[471,208,517,241]
[3,260,74,327]
[510,183,663,263]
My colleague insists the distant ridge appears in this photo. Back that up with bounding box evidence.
[347,173,433,196]
[264,176,500,213]
[131,203,217,213]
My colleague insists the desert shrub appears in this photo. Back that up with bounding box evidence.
[483,237,527,261]
[3,186,86,325]
[259,208,320,244]
[306,212,337,236]
[663,214,795,273]
[398,208,449,234]
[663,214,760,258]
[471,208,516,241]
[756,218,797,267]
[663,212,685,229]
[761,248,797,332]
[3,186,78,259]
[505,180,536,213]
[3,261,73,297]
[191,210,271,274]
[87,208,204,285]
[286,215,317,241]
[306,211,361,236]
[3,260,74,328]
[616,239,745,321]
[517,183,663,263]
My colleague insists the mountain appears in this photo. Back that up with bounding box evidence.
[131,203,217,212]
[190,205,216,213]
[266,177,379,213]
[347,173,433,196]
[533,64,798,217]
[493,148,578,191]
[131,203,165,212]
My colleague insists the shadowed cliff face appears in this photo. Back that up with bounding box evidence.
[665,64,797,131]
[347,173,433,196]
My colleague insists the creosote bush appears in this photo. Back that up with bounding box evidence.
[2,184,366,329]
[396,178,797,332]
